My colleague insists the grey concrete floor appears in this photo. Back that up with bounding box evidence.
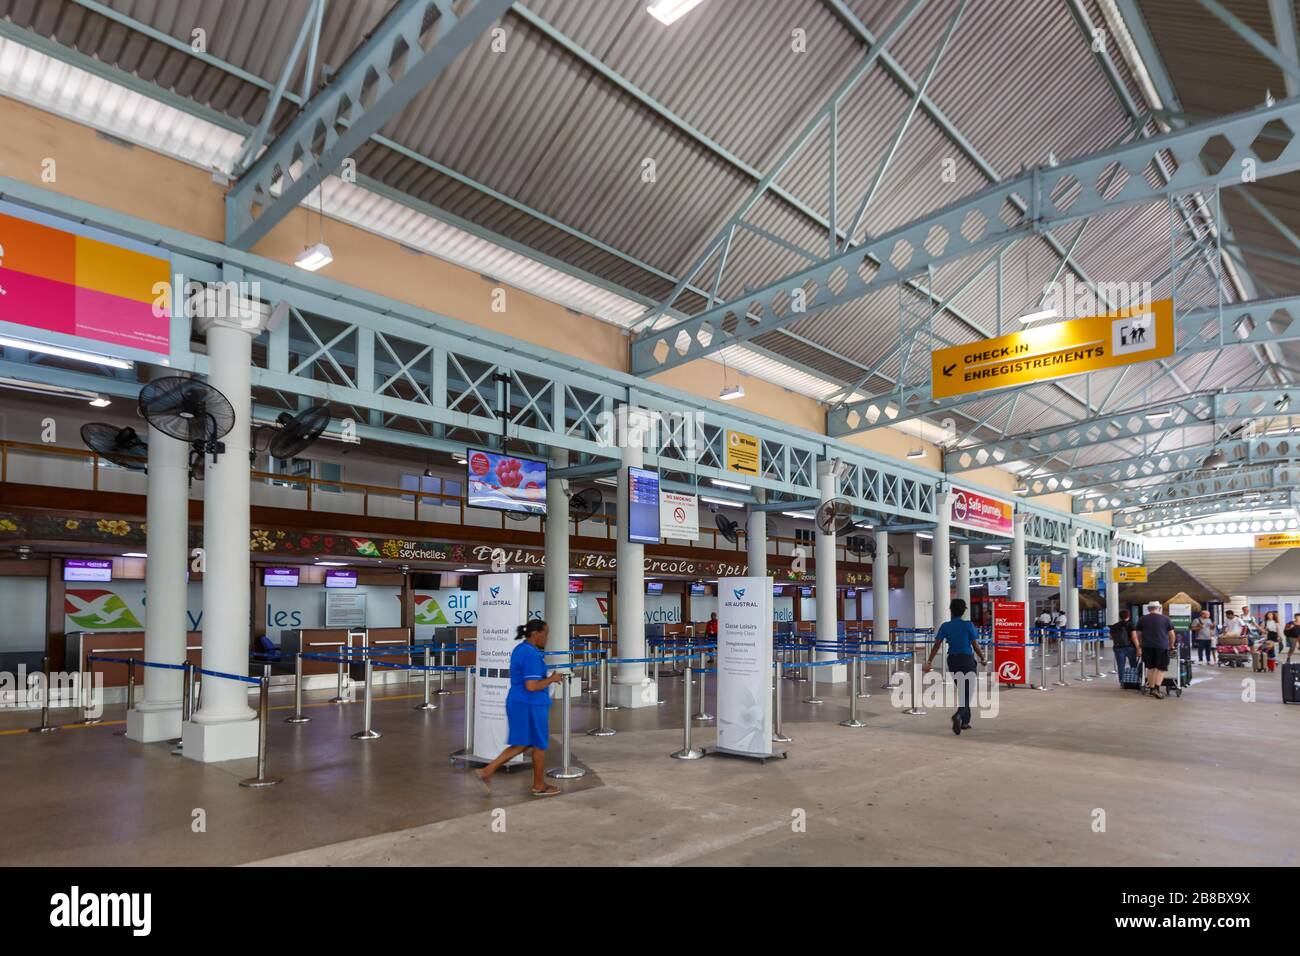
[1,658,1296,866]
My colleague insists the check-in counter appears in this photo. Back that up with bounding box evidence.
[67,630,202,687]
[279,628,358,677]
[363,627,413,670]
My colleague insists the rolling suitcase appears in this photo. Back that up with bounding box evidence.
[1119,655,1143,690]
[1283,662,1300,705]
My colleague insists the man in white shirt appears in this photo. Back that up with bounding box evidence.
[1220,610,1243,665]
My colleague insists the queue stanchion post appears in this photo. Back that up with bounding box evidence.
[840,656,865,728]
[169,662,193,754]
[588,656,615,737]
[76,656,100,726]
[415,646,437,711]
[670,666,705,760]
[436,643,451,696]
[905,645,927,716]
[1055,633,1069,686]
[601,649,620,711]
[329,645,350,704]
[112,658,137,737]
[652,641,664,705]
[450,666,475,763]
[351,657,382,740]
[694,649,714,721]
[1093,635,1103,678]
[239,663,283,788]
[803,648,823,704]
[28,655,58,734]
[546,672,586,780]
[286,653,311,723]
[773,663,792,742]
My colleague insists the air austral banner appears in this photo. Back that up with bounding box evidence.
[931,299,1174,399]
[472,573,528,765]
[715,576,773,759]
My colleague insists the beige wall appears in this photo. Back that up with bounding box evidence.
[0,96,1105,525]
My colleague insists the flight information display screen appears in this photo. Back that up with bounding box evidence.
[627,466,661,545]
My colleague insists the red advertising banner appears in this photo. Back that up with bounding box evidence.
[992,600,1027,686]
[950,487,1013,536]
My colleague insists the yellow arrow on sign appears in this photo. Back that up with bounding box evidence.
[931,299,1174,399]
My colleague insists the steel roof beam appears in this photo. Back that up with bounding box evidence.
[226,0,512,249]
[1112,490,1297,529]
[1075,463,1300,514]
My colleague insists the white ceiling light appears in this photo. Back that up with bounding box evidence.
[647,0,707,25]
[294,242,334,272]
[1017,308,1057,324]
[0,334,132,370]
[88,396,112,408]
[700,496,744,508]
[905,447,925,459]
[917,532,933,539]
[121,552,147,558]
[1143,409,1172,422]
[711,478,751,491]
[314,560,348,567]
[719,383,745,401]
[781,511,815,520]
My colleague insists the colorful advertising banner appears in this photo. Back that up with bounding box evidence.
[1168,603,1192,631]
[992,600,1028,686]
[659,490,699,541]
[931,298,1174,399]
[715,576,773,759]
[724,429,760,477]
[0,202,171,356]
[950,487,1013,536]
[472,573,529,764]
[465,449,547,516]
[1113,566,1148,583]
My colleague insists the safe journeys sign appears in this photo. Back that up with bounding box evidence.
[715,576,773,758]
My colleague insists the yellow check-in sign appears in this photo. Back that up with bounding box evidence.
[1113,566,1148,583]
[931,299,1174,399]
[1255,532,1300,549]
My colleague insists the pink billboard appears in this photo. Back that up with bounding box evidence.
[950,487,1013,536]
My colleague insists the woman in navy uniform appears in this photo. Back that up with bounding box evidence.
[475,619,564,796]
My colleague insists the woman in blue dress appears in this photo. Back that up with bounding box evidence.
[475,619,565,796]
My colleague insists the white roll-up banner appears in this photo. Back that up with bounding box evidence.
[716,576,773,758]
[473,573,528,763]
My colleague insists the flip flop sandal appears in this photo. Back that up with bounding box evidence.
[473,771,491,796]
[530,786,561,797]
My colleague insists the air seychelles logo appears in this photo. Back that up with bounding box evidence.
[412,595,449,626]
[65,590,142,629]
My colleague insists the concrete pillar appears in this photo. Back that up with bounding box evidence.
[815,460,845,680]
[1066,533,1080,630]
[932,490,951,630]
[873,529,889,649]
[1011,512,1028,643]
[184,303,267,762]
[612,405,654,707]
[956,543,971,617]
[127,376,189,743]
[545,448,577,695]
[747,487,766,579]
[1106,537,1120,625]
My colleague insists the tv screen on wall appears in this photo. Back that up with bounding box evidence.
[324,569,358,589]
[263,567,299,587]
[646,581,664,594]
[63,559,112,582]
[465,449,548,516]
[626,466,661,545]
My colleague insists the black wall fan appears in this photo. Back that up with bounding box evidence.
[568,487,603,523]
[80,423,147,471]
[252,406,331,461]
[715,512,741,543]
[138,376,235,468]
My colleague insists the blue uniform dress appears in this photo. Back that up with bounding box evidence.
[505,641,551,750]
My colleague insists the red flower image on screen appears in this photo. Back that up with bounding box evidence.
[465,449,547,516]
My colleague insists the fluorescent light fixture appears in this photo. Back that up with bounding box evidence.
[314,560,348,567]
[985,545,1003,551]
[294,242,334,272]
[1017,308,1057,324]
[710,478,751,491]
[89,397,112,408]
[917,532,933,539]
[1143,409,1172,422]
[121,552,147,558]
[595,477,617,487]
[782,511,816,519]
[647,0,706,25]
[0,334,133,370]
[719,383,745,401]
[1012,484,1029,495]
[453,567,479,572]
[700,496,744,508]
[569,573,588,578]
[905,447,925,459]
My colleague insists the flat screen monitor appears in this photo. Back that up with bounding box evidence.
[646,581,664,594]
[465,449,547,516]
[626,466,661,545]
[690,583,706,595]
[263,567,299,587]
[773,585,785,596]
[800,586,814,597]
[324,569,358,589]
[568,578,584,594]
[63,559,111,582]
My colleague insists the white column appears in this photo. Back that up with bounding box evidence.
[1106,537,1120,625]
[932,490,951,629]
[612,405,654,707]
[1066,533,1080,630]
[956,543,971,617]
[183,305,266,762]
[815,460,845,680]
[1011,512,1028,643]
[747,488,766,579]
[873,529,889,650]
[127,378,189,743]
[545,448,577,695]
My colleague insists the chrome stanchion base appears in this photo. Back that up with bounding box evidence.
[238,776,283,789]
[546,765,587,780]
[75,717,102,726]
[839,717,866,728]
[803,695,823,705]
[328,695,351,704]
[350,729,382,740]
[587,726,616,737]
[670,746,706,760]
[284,714,311,724]
[27,725,60,734]
[603,703,620,711]
[904,707,928,715]
[693,712,715,722]
[413,702,438,711]
[772,731,793,743]
[435,688,453,696]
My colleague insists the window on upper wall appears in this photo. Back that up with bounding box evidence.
[266,457,341,493]
[401,474,462,504]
